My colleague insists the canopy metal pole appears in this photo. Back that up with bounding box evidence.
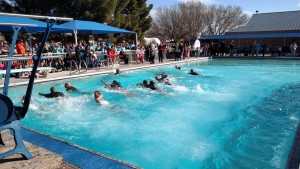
[28,33,32,52]
[135,33,138,46]
[74,29,78,45]
[3,26,22,95]
[22,18,56,115]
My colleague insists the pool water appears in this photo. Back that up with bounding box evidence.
[6,59,300,169]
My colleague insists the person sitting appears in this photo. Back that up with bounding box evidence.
[175,65,182,70]
[137,54,144,64]
[38,87,64,98]
[64,82,78,92]
[119,49,129,64]
[107,45,119,65]
[137,80,149,88]
[52,60,63,72]
[94,91,103,104]
[188,69,203,76]
[155,73,171,85]
[101,80,122,90]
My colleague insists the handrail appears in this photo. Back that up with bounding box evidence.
[69,60,78,75]
[79,60,88,73]
[69,60,88,74]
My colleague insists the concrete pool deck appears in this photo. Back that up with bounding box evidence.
[0,57,208,169]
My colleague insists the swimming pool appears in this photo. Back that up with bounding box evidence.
[6,59,300,169]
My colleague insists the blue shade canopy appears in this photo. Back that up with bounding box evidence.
[202,33,300,39]
[0,15,48,32]
[0,15,67,33]
[54,20,134,34]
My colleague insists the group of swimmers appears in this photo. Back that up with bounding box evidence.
[35,65,204,104]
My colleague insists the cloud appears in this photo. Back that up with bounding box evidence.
[243,10,253,16]
[298,1,300,7]
[177,0,218,5]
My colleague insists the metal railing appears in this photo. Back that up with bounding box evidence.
[69,60,88,75]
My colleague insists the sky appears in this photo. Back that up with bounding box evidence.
[147,0,300,16]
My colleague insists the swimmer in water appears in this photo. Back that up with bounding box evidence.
[101,80,122,90]
[94,91,103,104]
[39,87,64,98]
[188,69,203,76]
[114,68,127,76]
[155,73,171,85]
[64,82,78,92]
[148,80,158,91]
[137,80,149,88]
[175,65,182,70]
[64,82,91,94]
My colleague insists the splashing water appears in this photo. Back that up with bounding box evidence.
[6,59,300,169]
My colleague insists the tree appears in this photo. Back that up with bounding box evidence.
[204,5,248,35]
[146,2,248,41]
[0,0,153,42]
[147,2,205,42]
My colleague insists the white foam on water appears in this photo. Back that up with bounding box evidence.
[172,85,189,92]
[289,114,299,121]
[194,84,205,94]
[100,100,110,105]
[191,142,213,160]
[29,103,39,111]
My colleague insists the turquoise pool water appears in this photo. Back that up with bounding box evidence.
[6,59,300,169]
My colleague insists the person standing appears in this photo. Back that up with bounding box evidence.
[255,41,261,56]
[290,40,297,56]
[229,40,235,56]
[158,43,164,63]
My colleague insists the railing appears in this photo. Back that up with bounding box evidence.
[69,60,88,75]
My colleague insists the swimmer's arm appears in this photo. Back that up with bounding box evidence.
[101,80,111,88]
[38,93,51,98]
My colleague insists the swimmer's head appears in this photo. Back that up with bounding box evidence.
[50,87,56,93]
[94,91,100,97]
[149,80,155,85]
[163,74,168,78]
[64,82,71,88]
[143,80,148,85]
[191,69,194,73]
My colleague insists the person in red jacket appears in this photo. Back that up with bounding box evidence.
[16,40,25,55]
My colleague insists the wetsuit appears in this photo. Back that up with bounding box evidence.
[66,86,78,92]
[39,92,64,98]
[188,72,199,76]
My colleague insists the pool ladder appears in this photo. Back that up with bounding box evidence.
[70,60,88,75]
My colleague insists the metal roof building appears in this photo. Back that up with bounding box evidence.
[227,10,300,34]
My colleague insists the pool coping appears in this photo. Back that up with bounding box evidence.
[21,126,138,169]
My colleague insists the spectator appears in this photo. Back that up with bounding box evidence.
[290,40,297,56]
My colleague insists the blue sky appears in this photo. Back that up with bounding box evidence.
[147,0,300,16]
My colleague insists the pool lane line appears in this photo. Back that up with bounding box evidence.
[21,126,140,169]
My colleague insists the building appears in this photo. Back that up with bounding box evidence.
[202,10,300,56]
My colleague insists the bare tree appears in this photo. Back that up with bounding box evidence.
[146,2,249,41]
[146,2,205,42]
[204,5,248,35]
